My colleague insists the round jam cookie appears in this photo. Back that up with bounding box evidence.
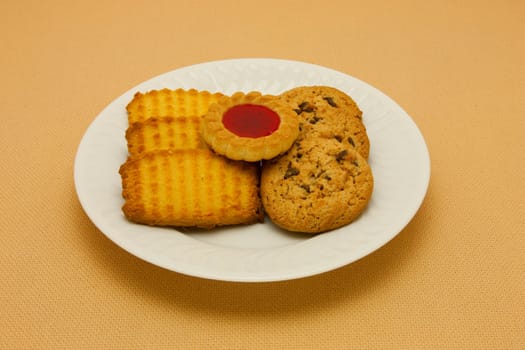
[279,86,370,159]
[261,137,374,234]
[201,91,300,162]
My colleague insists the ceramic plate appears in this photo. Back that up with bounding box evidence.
[74,58,430,282]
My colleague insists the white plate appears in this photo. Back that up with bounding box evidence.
[74,58,430,282]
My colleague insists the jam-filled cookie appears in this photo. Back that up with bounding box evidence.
[201,91,300,162]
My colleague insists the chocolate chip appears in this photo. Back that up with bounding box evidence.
[336,150,348,162]
[323,96,338,107]
[297,101,314,114]
[309,115,321,124]
[334,135,343,142]
[300,184,311,193]
[347,137,355,147]
[284,166,300,179]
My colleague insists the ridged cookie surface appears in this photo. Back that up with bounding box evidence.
[126,88,224,124]
[120,149,263,228]
[279,86,370,159]
[126,116,207,157]
[261,137,373,233]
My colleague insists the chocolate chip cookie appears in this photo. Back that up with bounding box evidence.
[279,85,370,159]
[260,86,373,233]
[261,136,373,233]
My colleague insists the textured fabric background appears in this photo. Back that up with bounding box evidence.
[1,0,524,348]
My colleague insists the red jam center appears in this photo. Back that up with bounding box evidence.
[222,104,280,138]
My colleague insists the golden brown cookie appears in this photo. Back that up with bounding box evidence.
[125,116,207,157]
[279,86,370,159]
[119,149,263,228]
[126,88,224,124]
[201,91,299,162]
[261,137,373,233]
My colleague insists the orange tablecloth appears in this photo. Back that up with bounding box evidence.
[2,1,524,348]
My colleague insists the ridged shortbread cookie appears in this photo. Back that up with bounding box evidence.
[125,116,207,157]
[120,149,263,228]
[121,88,264,229]
[261,137,373,233]
[126,88,224,124]
[279,86,370,159]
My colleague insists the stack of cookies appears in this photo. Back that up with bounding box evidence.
[119,88,264,228]
[261,86,373,233]
[119,86,373,234]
